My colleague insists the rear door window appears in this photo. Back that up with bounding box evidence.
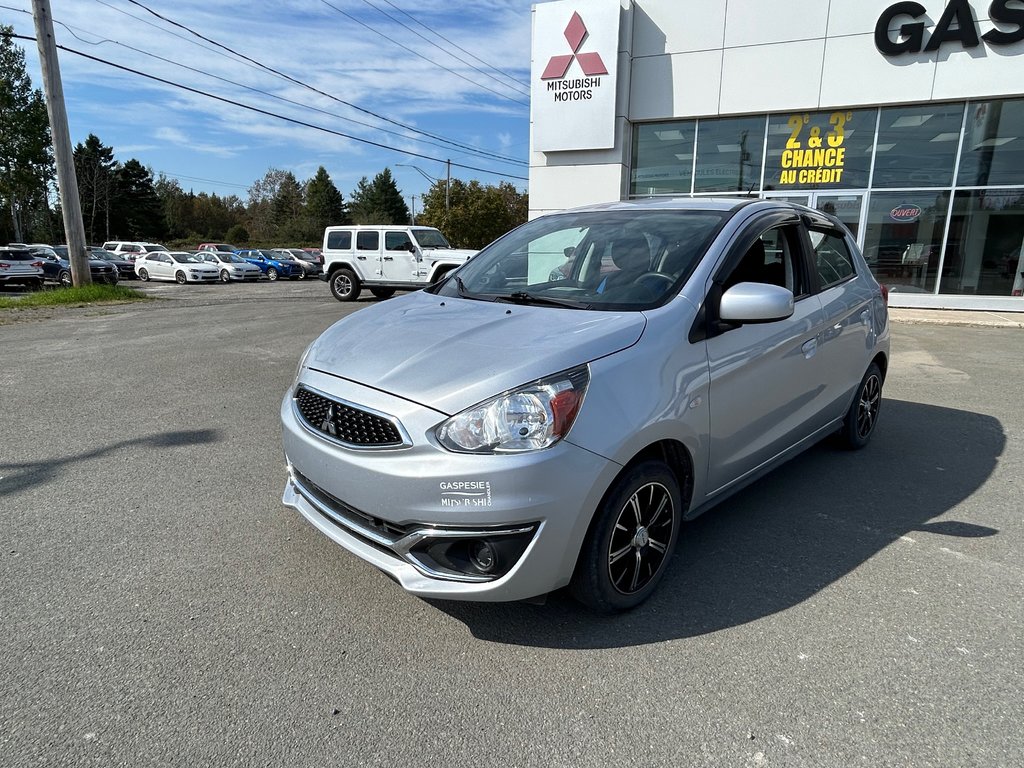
[810,229,856,289]
[357,231,379,251]
[327,231,352,250]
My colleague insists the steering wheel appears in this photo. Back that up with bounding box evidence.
[634,271,675,291]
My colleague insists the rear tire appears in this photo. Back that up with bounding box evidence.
[370,287,396,300]
[330,268,360,302]
[59,270,72,287]
[570,460,682,613]
[840,362,883,449]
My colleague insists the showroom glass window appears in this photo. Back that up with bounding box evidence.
[630,121,696,196]
[693,116,766,193]
[944,189,1024,297]
[862,191,950,294]
[764,109,875,191]
[872,104,965,188]
[957,98,1024,188]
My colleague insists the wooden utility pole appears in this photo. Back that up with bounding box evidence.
[31,0,91,286]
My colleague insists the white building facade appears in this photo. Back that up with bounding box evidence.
[529,0,1024,310]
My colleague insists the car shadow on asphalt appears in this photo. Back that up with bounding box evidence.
[0,429,222,498]
[430,399,1003,648]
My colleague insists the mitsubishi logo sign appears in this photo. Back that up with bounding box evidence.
[531,0,619,153]
[541,12,609,80]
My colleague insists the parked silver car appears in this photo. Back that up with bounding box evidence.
[281,198,890,612]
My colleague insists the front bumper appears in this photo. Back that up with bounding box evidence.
[280,370,617,602]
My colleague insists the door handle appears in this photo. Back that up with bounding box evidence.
[383,256,394,261]
[356,256,367,260]
[801,338,817,359]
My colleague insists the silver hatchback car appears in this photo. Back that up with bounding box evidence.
[281,198,890,612]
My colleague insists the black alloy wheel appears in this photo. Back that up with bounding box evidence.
[841,362,883,449]
[571,460,682,612]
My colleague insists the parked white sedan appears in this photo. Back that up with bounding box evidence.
[136,251,219,284]
[196,252,263,282]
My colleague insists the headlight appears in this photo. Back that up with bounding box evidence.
[436,366,589,454]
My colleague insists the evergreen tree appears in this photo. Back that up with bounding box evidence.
[115,159,163,239]
[271,171,305,241]
[73,134,118,243]
[305,166,348,231]
[348,168,409,224]
[0,27,54,243]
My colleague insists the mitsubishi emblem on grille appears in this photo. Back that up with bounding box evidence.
[320,404,338,436]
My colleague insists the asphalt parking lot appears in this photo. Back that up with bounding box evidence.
[1,282,1022,767]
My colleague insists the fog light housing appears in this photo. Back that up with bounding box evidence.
[409,526,537,582]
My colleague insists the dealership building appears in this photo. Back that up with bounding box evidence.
[529,0,1024,310]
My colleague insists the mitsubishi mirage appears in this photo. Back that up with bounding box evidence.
[281,198,890,612]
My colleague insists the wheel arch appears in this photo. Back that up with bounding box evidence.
[562,437,697,586]
[326,260,357,275]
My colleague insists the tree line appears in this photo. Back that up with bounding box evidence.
[1,28,528,251]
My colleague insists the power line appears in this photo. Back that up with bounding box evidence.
[354,0,530,97]
[318,0,529,106]
[9,34,529,182]
[46,16,525,166]
[377,0,529,92]
[118,0,528,161]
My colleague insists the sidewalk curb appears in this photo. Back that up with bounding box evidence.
[888,309,1024,329]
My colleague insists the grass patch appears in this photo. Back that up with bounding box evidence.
[0,284,151,309]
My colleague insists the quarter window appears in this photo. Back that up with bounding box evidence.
[326,231,352,250]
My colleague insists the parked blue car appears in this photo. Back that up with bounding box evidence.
[234,249,300,281]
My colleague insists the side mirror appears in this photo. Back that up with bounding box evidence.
[719,282,794,323]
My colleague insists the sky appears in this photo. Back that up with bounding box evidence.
[3,0,535,210]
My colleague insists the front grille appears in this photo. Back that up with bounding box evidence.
[292,468,412,543]
[294,386,404,448]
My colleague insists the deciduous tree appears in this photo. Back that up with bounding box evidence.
[419,179,527,249]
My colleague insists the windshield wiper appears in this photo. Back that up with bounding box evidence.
[498,291,591,310]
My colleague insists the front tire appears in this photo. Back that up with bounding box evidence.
[841,362,883,449]
[175,270,187,285]
[370,287,396,300]
[570,460,682,613]
[219,269,231,283]
[267,267,279,282]
[330,268,360,302]
[138,268,149,282]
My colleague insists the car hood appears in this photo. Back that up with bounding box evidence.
[306,290,646,414]
[422,247,476,262]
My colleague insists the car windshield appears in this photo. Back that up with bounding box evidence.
[431,210,726,311]
[214,244,235,252]
[147,245,169,252]
[259,250,280,259]
[170,253,201,263]
[224,254,246,264]
[412,229,451,249]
